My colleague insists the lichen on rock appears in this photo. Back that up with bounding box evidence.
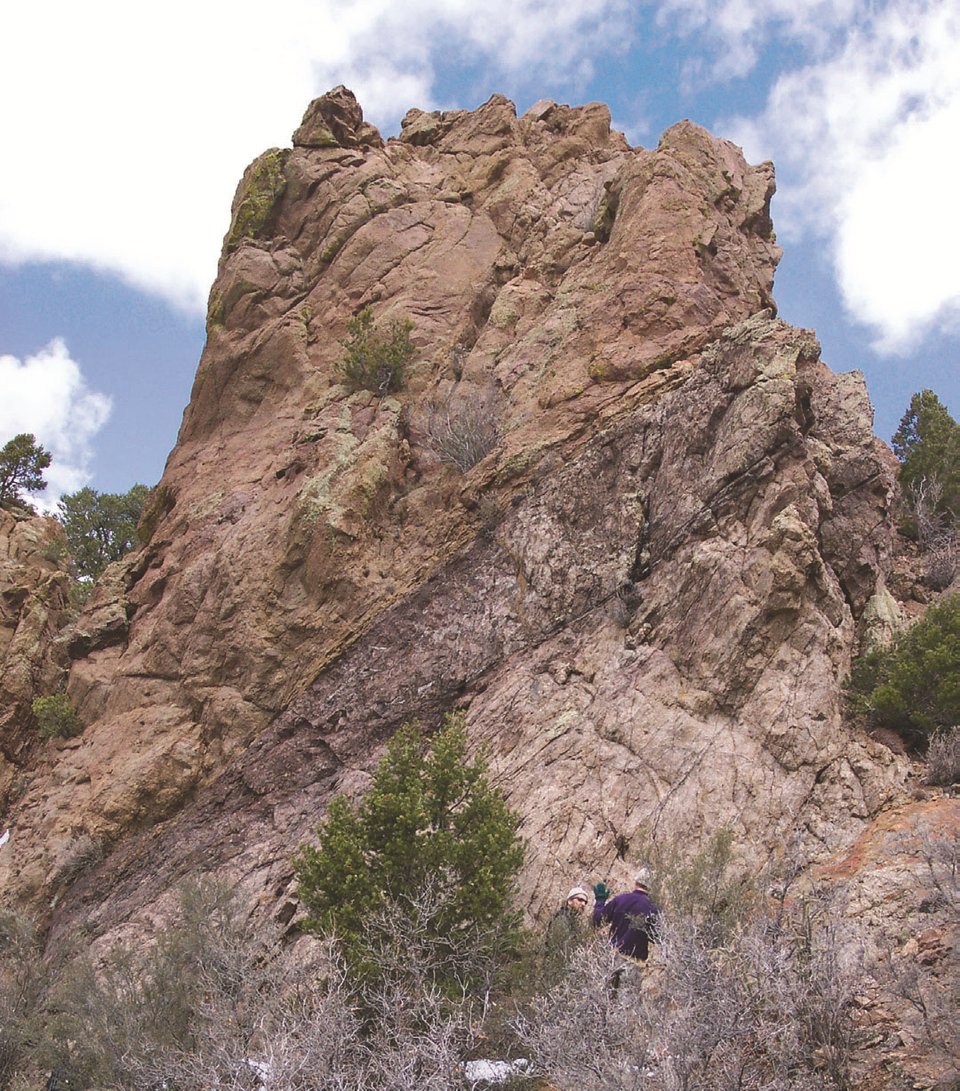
[223,147,291,255]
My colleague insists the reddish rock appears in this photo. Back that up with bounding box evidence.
[0,92,914,1011]
[0,511,71,785]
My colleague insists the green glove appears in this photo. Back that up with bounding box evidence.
[593,881,611,901]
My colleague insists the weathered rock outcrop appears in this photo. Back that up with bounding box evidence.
[0,90,926,971]
[818,794,959,1086]
[0,510,71,798]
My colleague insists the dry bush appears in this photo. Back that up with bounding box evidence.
[341,889,510,1087]
[514,939,649,1091]
[419,389,500,472]
[878,833,959,1081]
[517,834,862,1091]
[0,911,49,1088]
[910,831,959,924]
[144,893,493,1091]
[33,876,500,1091]
[900,474,958,590]
[923,530,958,591]
[143,961,367,1091]
[632,827,756,943]
[2,842,873,1091]
[884,950,960,1079]
[43,878,257,1089]
[608,582,644,628]
[53,834,103,887]
[518,898,862,1091]
[925,726,960,786]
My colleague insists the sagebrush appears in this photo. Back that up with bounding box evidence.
[8,878,495,1091]
[518,837,863,1091]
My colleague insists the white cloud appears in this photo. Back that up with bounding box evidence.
[722,0,960,352]
[0,340,112,508]
[656,0,860,76]
[835,96,960,350]
[0,0,631,315]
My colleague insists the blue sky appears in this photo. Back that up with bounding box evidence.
[1,0,958,506]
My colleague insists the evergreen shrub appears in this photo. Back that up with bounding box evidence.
[849,594,960,743]
[335,306,415,396]
[293,712,524,981]
[32,695,83,739]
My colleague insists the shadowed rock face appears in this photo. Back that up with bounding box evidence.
[0,511,71,776]
[0,89,913,944]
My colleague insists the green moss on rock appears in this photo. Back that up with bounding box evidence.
[225,149,291,254]
[297,121,339,147]
[207,289,225,328]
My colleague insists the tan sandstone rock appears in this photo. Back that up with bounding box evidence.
[0,93,915,1002]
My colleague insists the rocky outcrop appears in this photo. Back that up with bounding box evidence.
[0,91,919,969]
[817,793,959,1088]
[0,510,71,798]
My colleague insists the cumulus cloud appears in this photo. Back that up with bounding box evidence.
[721,0,960,352]
[657,0,860,76]
[0,340,112,508]
[0,0,631,314]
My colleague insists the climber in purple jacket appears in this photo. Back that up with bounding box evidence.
[592,870,660,962]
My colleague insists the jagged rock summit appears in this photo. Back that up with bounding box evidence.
[0,89,918,956]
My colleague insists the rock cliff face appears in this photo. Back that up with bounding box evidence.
[0,90,922,949]
[0,511,70,793]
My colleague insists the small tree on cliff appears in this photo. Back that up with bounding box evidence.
[893,389,960,535]
[293,712,524,980]
[0,433,51,510]
[849,593,960,743]
[335,306,415,396]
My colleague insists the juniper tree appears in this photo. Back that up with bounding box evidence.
[849,593,960,742]
[335,306,415,396]
[294,712,524,982]
[58,484,150,581]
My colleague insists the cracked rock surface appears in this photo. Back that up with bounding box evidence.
[0,90,923,957]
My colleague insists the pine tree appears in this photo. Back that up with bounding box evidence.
[0,434,51,510]
[293,712,524,977]
[892,389,960,529]
[58,484,150,581]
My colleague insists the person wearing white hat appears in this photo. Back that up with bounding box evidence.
[545,884,591,967]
